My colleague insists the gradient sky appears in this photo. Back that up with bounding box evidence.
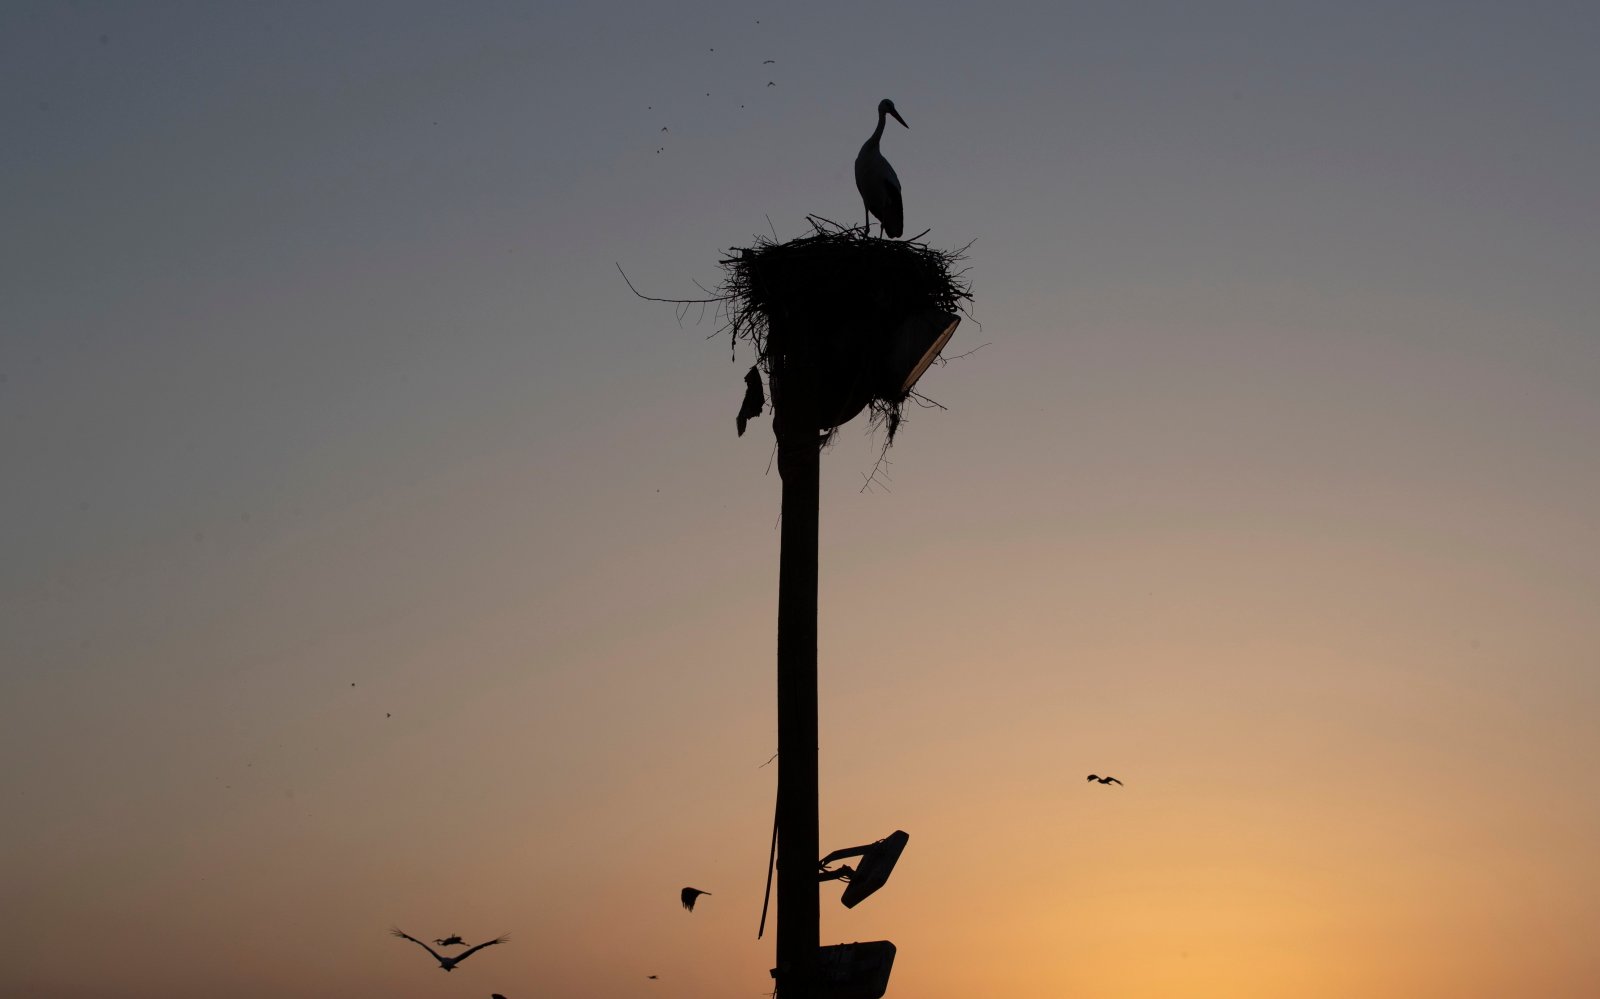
[4,2,1599,997]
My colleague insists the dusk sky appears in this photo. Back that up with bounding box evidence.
[4,2,1599,997]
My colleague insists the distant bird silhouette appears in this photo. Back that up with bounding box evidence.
[681,887,711,912]
[648,974,659,979]
[390,927,507,971]
[855,99,908,238]
[492,994,508,998]
[433,934,466,947]
[1086,774,1123,785]
[763,59,775,64]
[767,81,776,87]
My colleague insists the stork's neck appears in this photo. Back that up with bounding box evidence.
[868,108,887,147]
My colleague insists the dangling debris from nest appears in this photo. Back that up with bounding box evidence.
[719,216,973,452]
[736,364,765,436]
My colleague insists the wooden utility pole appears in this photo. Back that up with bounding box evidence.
[714,228,964,998]
[771,319,821,998]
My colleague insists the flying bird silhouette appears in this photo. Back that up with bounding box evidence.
[763,59,775,64]
[1086,774,1123,785]
[433,934,465,947]
[390,927,507,971]
[681,887,711,912]
[855,98,908,238]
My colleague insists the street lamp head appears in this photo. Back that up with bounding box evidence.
[886,309,960,394]
[818,829,910,909]
[805,308,961,432]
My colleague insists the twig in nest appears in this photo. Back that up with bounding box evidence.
[616,263,727,304]
[860,453,895,494]
[940,341,991,363]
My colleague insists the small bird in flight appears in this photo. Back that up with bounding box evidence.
[681,887,712,912]
[1086,774,1123,785]
[391,928,507,971]
[763,59,775,64]
[433,934,465,947]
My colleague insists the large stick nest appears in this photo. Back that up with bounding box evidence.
[720,217,974,449]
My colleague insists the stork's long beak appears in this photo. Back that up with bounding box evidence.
[890,108,908,129]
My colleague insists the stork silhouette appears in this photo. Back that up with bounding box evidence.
[1086,774,1123,785]
[433,934,465,947]
[390,927,507,971]
[854,99,908,238]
